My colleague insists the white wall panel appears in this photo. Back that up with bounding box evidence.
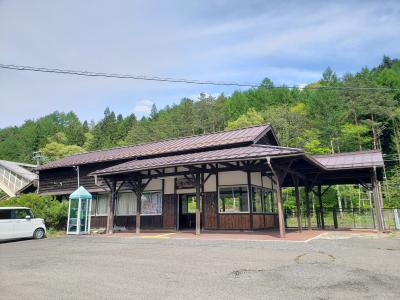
[204,174,216,192]
[218,171,247,186]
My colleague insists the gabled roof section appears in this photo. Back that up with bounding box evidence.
[312,150,384,170]
[91,144,304,176]
[38,124,273,170]
[0,160,37,181]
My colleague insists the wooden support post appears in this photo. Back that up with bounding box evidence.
[266,158,286,238]
[195,173,201,235]
[106,179,116,234]
[216,170,220,229]
[136,178,142,234]
[305,185,312,230]
[318,184,325,229]
[201,172,205,230]
[276,179,285,238]
[247,171,253,230]
[293,176,302,232]
[372,167,384,231]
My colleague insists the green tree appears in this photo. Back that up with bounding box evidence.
[226,108,264,129]
[41,142,85,162]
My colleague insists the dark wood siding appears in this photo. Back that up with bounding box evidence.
[39,161,119,195]
[265,214,276,228]
[114,215,163,229]
[203,192,218,229]
[91,216,107,228]
[163,194,176,229]
[219,214,250,230]
[252,214,265,229]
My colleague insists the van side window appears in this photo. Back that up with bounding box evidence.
[0,210,12,219]
[14,209,31,219]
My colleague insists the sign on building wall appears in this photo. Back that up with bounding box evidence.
[176,177,195,189]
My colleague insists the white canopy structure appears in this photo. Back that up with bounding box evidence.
[0,160,38,198]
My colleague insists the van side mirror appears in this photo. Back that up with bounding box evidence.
[25,215,31,220]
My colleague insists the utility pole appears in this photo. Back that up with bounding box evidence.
[33,151,42,166]
[73,166,80,188]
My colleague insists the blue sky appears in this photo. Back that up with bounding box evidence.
[0,0,399,128]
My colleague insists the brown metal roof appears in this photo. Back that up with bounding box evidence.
[312,150,384,170]
[91,144,304,176]
[38,124,272,171]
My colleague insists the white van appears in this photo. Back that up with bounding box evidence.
[0,207,46,241]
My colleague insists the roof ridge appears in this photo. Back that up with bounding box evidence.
[312,149,382,157]
[59,123,271,159]
[251,144,304,152]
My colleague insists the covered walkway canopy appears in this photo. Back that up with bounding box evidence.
[0,160,38,198]
[90,143,384,238]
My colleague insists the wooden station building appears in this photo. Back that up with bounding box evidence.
[37,124,385,237]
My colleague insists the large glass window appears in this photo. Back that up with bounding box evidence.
[262,189,277,213]
[96,194,109,216]
[117,192,135,216]
[141,191,162,215]
[91,198,97,216]
[218,186,249,213]
[252,187,263,213]
[181,195,201,215]
[262,189,273,212]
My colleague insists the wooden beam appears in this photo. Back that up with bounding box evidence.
[195,173,201,235]
[216,170,220,229]
[106,178,116,234]
[247,171,253,230]
[304,183,312,230]
[372,167,384,231]
[203,173,212,184]
[266,158,285,238]
[276,178,285,238]
[135,178,142,234]
[201,171,205,230]
[317,184,325,229]
[292,175,302,232]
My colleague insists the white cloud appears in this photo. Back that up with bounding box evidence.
[133,99,154,115]
[0,0,399,127]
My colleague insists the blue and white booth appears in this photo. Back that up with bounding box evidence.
[67,186,92,235]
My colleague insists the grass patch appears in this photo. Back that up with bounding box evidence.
[46,228,65,238]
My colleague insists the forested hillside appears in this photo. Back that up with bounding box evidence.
[1,57,400,207]
[2,56,400,161]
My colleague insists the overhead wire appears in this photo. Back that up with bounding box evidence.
[1,63,400,91]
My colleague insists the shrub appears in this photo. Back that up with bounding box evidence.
[0,193,68,229]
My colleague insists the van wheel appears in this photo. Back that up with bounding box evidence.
[33,228,45,239]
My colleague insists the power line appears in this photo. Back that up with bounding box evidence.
[1,63,400,91]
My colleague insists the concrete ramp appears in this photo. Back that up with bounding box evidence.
[0,160,37,198]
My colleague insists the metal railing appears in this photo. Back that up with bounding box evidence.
[285,207,400,231]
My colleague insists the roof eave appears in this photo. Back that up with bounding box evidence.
[90,152,305,177]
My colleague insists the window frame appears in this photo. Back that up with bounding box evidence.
[116,192,135,216]
[251,186,264,213]
[218,185,250,214]
[141,190,163,216]
[92,193,109,216]
[260,186,276,214]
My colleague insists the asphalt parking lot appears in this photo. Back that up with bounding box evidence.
[1,233,399,299]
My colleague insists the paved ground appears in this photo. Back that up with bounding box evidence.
[109,228,325,241]
[1,232,399,300]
